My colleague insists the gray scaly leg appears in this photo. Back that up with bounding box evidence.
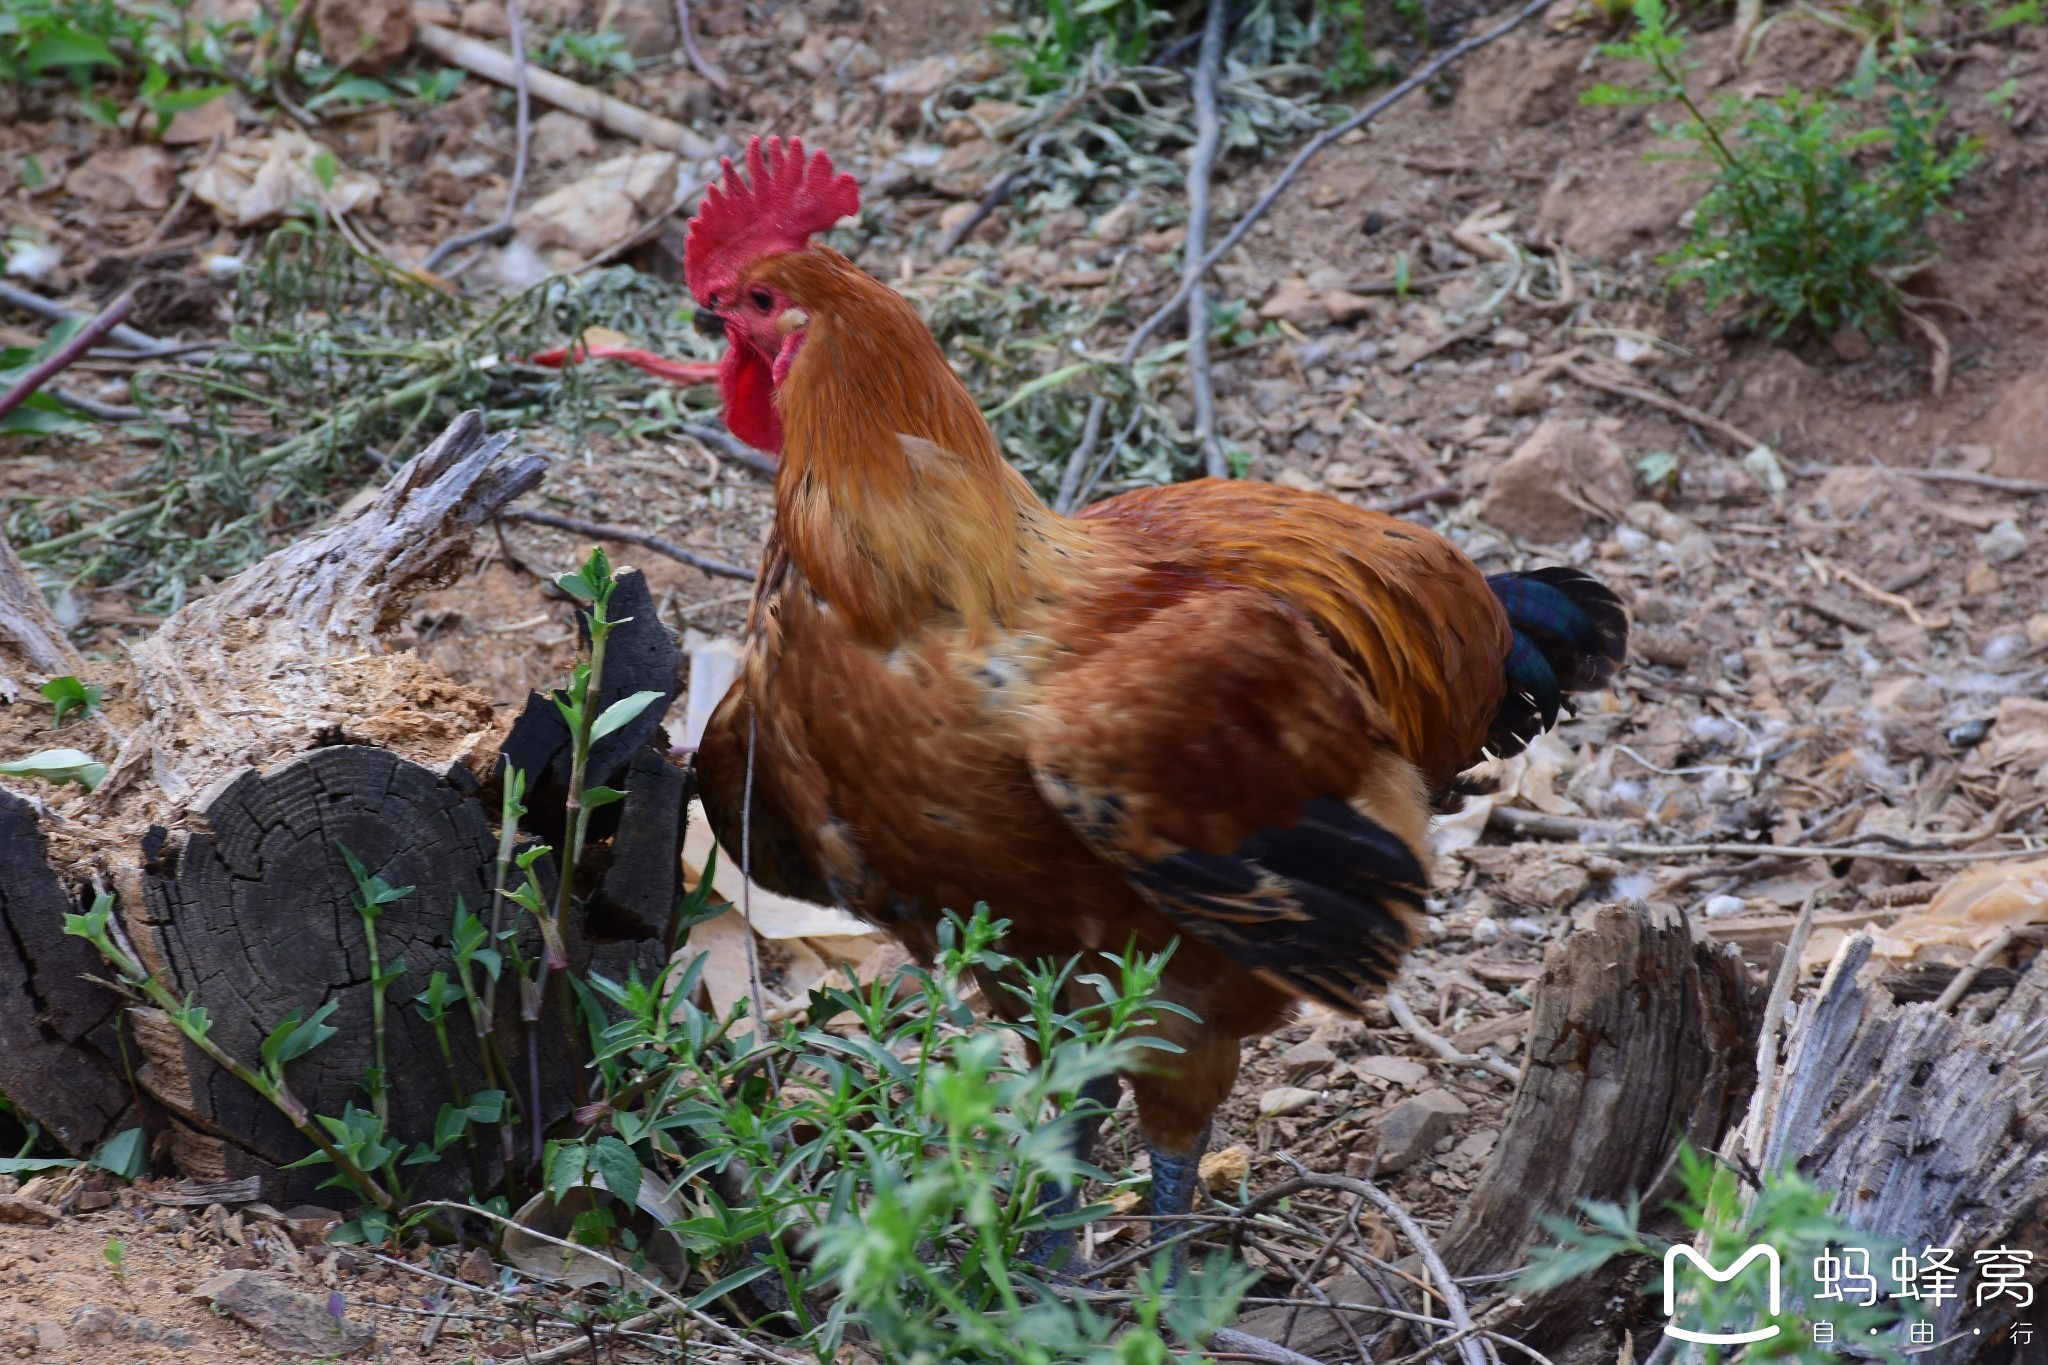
[1020,1072,1124,1271]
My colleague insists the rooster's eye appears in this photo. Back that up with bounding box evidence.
[750,289,774,311]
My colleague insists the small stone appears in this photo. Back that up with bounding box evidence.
[1353,1055,1429,1087]
[1495,373,1548,415]
[1257,277,1330,330]
[1612,333,1660,366]
[529,110,599,169]
[315,0,413,73]
[1501,859,1590,912]
[460,0,509,36]
[194,1270,376,1355]
[65,145,176,211]
[1374,1090,1469,1173]
[1093,201,1140,245]
[1199,1145,1251,1195]
[1322,288,1383,326]
[1477,417,1635,544]
[1489,325,1531,350]
[1964,562,2001,597]
[1278,1038,1339,1084]
[1702,894,1748,919]
[597,0,676,55]
[1453,1128,1499,1164]
[0,1196,61,1226]
[1977,518,2029,565]
[1257,1085,1320,1119]
[2026,613,2048,647]
[457,1246,495,1285]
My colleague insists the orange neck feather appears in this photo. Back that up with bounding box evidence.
[744,247,1078,643]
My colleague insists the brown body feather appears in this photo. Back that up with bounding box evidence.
[697,247,1516,1150]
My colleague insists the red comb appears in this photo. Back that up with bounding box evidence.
[685,136,860,304]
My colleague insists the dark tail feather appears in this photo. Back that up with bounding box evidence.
[1485,567,1628,758]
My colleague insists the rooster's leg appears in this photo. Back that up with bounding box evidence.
[1129,1026,1239,1283]
[1020,1072,1123,1270]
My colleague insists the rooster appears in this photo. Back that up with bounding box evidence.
[688,137,1627,1262]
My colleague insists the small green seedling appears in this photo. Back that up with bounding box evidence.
[38,675,101,728]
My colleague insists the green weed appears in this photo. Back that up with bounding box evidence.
[1521,1144,1915,1363]
[37,674,100,728]
[1586,0,1979,338]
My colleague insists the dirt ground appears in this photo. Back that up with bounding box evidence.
[3,0,2047,1359]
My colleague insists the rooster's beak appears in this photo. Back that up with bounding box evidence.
[693,310,726,340]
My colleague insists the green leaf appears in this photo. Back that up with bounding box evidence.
[581,784,627,811]
[305,76,396,112]
[25,27,117,73]
[544,1140,587,1199]
[38,676,102,729]
[0,748,107,791]
[260,1000,340,1072]
[89,1127,146,1180]
[144,84,234,115]
[590,1134,642,1203]
[590,690,665,743]
[0,1155,80,1175]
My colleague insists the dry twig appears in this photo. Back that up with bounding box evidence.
[1185,0,1229,481]
[498,507,753,580]
[0,290,136,423]
[674,0,731,90]
[1052,0,1554,510]
[1385,988,1521,1082]
[414,23,718,159]
[422,0,533,273]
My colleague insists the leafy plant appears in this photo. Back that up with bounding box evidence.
[1585,0,1980,338]
[991,0,1170,93]
[539,26,635,82]
[1320,0,1400,91]
[1521,1144,1916,1363]
[37,675,100,728]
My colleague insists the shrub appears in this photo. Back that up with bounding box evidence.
[1586,0,1980,338]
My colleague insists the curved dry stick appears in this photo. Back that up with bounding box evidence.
[422,0,532,273]
[674,0,730,90]
[1054,0,1554,509]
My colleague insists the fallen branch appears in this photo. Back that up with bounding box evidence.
[1053,0,1553,509]
[421,0,533,273]
[0,281,165,354]
[1892,466,2048,496]
[1374,480,1463,515]
[0,291,136,423]
[413,23,718,160]
[412,1202,808,1365]
[499,507,754,580]
[1204,1326,1332,1365]
[1385,988,1521,1083]
[679,421,778,478]
[1184,0,1229,481]
[930,163,1028,259]
[1247,1175,1493,1365]
[1557,360,1766,454]
[1600,838,2043,866]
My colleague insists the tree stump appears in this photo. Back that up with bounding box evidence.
[1441,901,1764,1354]
[1733,932,2048,1360]
[0,790,145,1151]
[0,413,689,1199]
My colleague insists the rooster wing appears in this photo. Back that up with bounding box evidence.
[1025,583,1429,1013]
